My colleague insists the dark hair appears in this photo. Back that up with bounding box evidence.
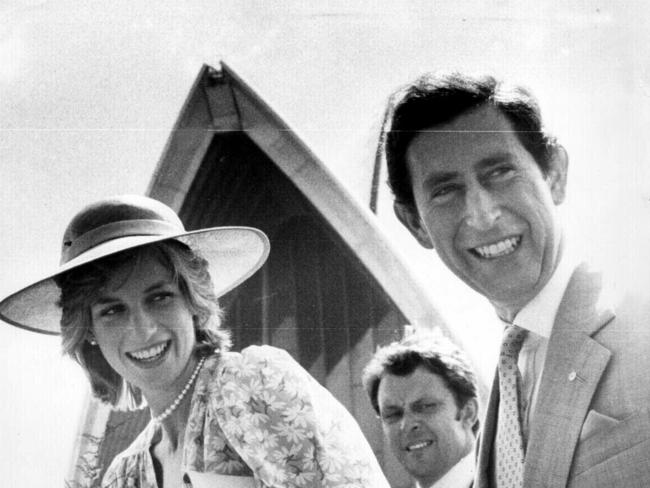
[381,71,558,208]
[56,240,230,408]
[362,330,479,434]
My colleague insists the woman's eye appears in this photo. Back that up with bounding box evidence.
[488,166,514,179]
[152,292,173,304]
[99,305,123,317]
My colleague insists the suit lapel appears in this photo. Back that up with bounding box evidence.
[475,373,499,488]
[523,264,615,487]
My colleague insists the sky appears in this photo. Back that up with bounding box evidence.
[1,1,649,486]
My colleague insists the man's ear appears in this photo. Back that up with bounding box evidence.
[546,145,569,205]
[394,201,434,249]
[459,397,479,430]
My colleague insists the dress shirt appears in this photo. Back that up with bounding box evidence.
[499,249,577,442]
[416,452,474,488]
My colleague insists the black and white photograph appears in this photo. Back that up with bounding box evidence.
[1,2,649,487]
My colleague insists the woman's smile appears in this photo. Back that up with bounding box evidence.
[90,251,197,396]
[126,340,171,365]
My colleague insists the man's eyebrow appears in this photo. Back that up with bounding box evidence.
[413,396,442,405]
[422,171,459,190]
[379,401,402,411]
[475,153,514,170]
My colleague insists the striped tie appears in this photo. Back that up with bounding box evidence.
[495,324,528,488]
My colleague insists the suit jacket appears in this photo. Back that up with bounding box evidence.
[475,263,650,488]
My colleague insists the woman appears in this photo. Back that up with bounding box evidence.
[0,195,389,488]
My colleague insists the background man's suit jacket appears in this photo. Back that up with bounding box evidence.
[475,263,650,488]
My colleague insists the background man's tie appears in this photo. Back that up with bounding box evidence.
[495,324,528,488]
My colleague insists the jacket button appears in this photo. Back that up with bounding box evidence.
[568,371,577,381]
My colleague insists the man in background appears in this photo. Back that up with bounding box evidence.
[363,332,478,488]
[380,71,650,487]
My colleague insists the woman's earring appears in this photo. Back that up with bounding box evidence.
[88,336,98,346]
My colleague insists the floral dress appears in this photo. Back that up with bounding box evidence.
[101,345,389,487]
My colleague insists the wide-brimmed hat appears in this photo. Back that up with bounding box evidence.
[0,195,270,335]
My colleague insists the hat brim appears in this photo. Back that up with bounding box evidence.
[0,227,270,335]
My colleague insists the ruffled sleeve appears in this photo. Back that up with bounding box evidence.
[208,345,389,488]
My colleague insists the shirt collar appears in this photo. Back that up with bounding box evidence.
[416,452,474,488]
[508,247,577,338]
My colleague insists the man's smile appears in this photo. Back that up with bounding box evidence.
[405,440,434,452]
[469,235,521,259]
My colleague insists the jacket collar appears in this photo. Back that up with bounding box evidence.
[475,263,616,488]
[523,263,615,486]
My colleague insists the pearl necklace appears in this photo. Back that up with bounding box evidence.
[151,356,205,424]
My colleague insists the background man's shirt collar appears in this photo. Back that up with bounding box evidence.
[416,452,474,488]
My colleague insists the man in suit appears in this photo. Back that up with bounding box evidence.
[380,72,650,487]
[363,332,478,488]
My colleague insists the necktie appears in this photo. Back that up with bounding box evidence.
[495,324,528,488]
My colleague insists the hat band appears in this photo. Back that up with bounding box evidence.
[62,219,184,264]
